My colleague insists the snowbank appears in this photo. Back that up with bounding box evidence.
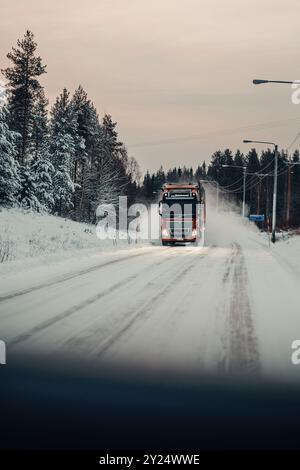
[271,231,300,277]
[0,208,146,271]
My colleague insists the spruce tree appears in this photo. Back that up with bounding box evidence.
[31,88,49,160]
[143,171,153,199]
[49,89,75,216]
[2,30,46,163]
[19,164,40,210]
[31,156,54,212]
[52,164,75,216]
[195,165,204,180]
[0,105,21,206]
[102,114,122,159]
[70,86,101,219]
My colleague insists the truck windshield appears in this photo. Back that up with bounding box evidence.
[162,199,196,217]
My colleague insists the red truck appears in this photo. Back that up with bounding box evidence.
[159,182,206,246]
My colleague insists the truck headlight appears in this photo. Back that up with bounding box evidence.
[162,228,169,237]
[192,229,197,237]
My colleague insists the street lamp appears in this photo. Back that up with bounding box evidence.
[253,79,295,85]
[243,140,278,243]
[222,164,247,217]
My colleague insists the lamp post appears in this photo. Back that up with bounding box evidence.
[252,78,300,231]
[253,79,295,85]
[243,140,278,243]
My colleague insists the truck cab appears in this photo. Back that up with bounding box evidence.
[159,182,206,246]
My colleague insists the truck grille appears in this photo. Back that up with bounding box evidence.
[169,221,193,238]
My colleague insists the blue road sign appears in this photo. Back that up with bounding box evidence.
[249,214,265,222]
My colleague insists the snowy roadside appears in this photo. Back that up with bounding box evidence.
[270,231,300,278]
[243,221,300,278]
[257,228,300,276]
[0,208,149,280]
[242,228,300,382]
[207,209,300,382]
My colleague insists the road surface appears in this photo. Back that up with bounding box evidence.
[0,208,299,382]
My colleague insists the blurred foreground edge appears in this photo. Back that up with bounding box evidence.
[1,356,300,466]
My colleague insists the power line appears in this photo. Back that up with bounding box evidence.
[216,174,244,189]
[211,161,289,195]
[286,131,300,151]
[129,116,300,149]
[212,148,286,192]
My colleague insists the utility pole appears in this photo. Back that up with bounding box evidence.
[216,168,219,212]
[286,163,291,226]
[257,177,261,215]
[271,145,278,243]
[283,159,300,225]
[242,167,246,218]
[266,176,270,247]
[243,140,279,243]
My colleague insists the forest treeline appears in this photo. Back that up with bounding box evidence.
[0,31,140,222]
[143,148,300,227]
[1,31,300,227]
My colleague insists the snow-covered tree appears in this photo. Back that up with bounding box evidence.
[1,30,47,164]
[19,164,41,210]
[31,88,49,160]
[49,89,76,216]
[82,158,124,222]
[0,80,7,106]
[102,114,124,174]
[0,105,21,206]
[31,156,54,211]
[70,86,98,219]
[52,163,75,216]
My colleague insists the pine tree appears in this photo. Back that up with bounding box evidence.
[31,88,49,160]
[31,156,54,211]
[102,114,122,160]
[19,164,41,210]
[1,30,46,164]
[49,89,76,216]
[70,86,101,219]
[83,157,121,220]
[0,105,21,206]
[156,165,165,189]
[230,150,245,205]
[0,80,6,106]
[101,114,128,184]
[86,114,129,216]
[223,149,235,187]
[195,163,206,181]
[52,164,75,216]
[143,171,153,199]
[208,150,229,187]
[246,148,260,173]
[124,157,141,205]
[234,149,245,168]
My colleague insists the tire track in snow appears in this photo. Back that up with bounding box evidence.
[8,250,191,347]
[92,251,210,358]
[220,243,260,375]
[0,248,165,303]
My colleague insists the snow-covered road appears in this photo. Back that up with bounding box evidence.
[1,208,299,383]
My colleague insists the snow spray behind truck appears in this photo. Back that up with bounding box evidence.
[159,182,206,246]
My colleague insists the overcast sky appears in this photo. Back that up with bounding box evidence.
[1,0,300,172]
